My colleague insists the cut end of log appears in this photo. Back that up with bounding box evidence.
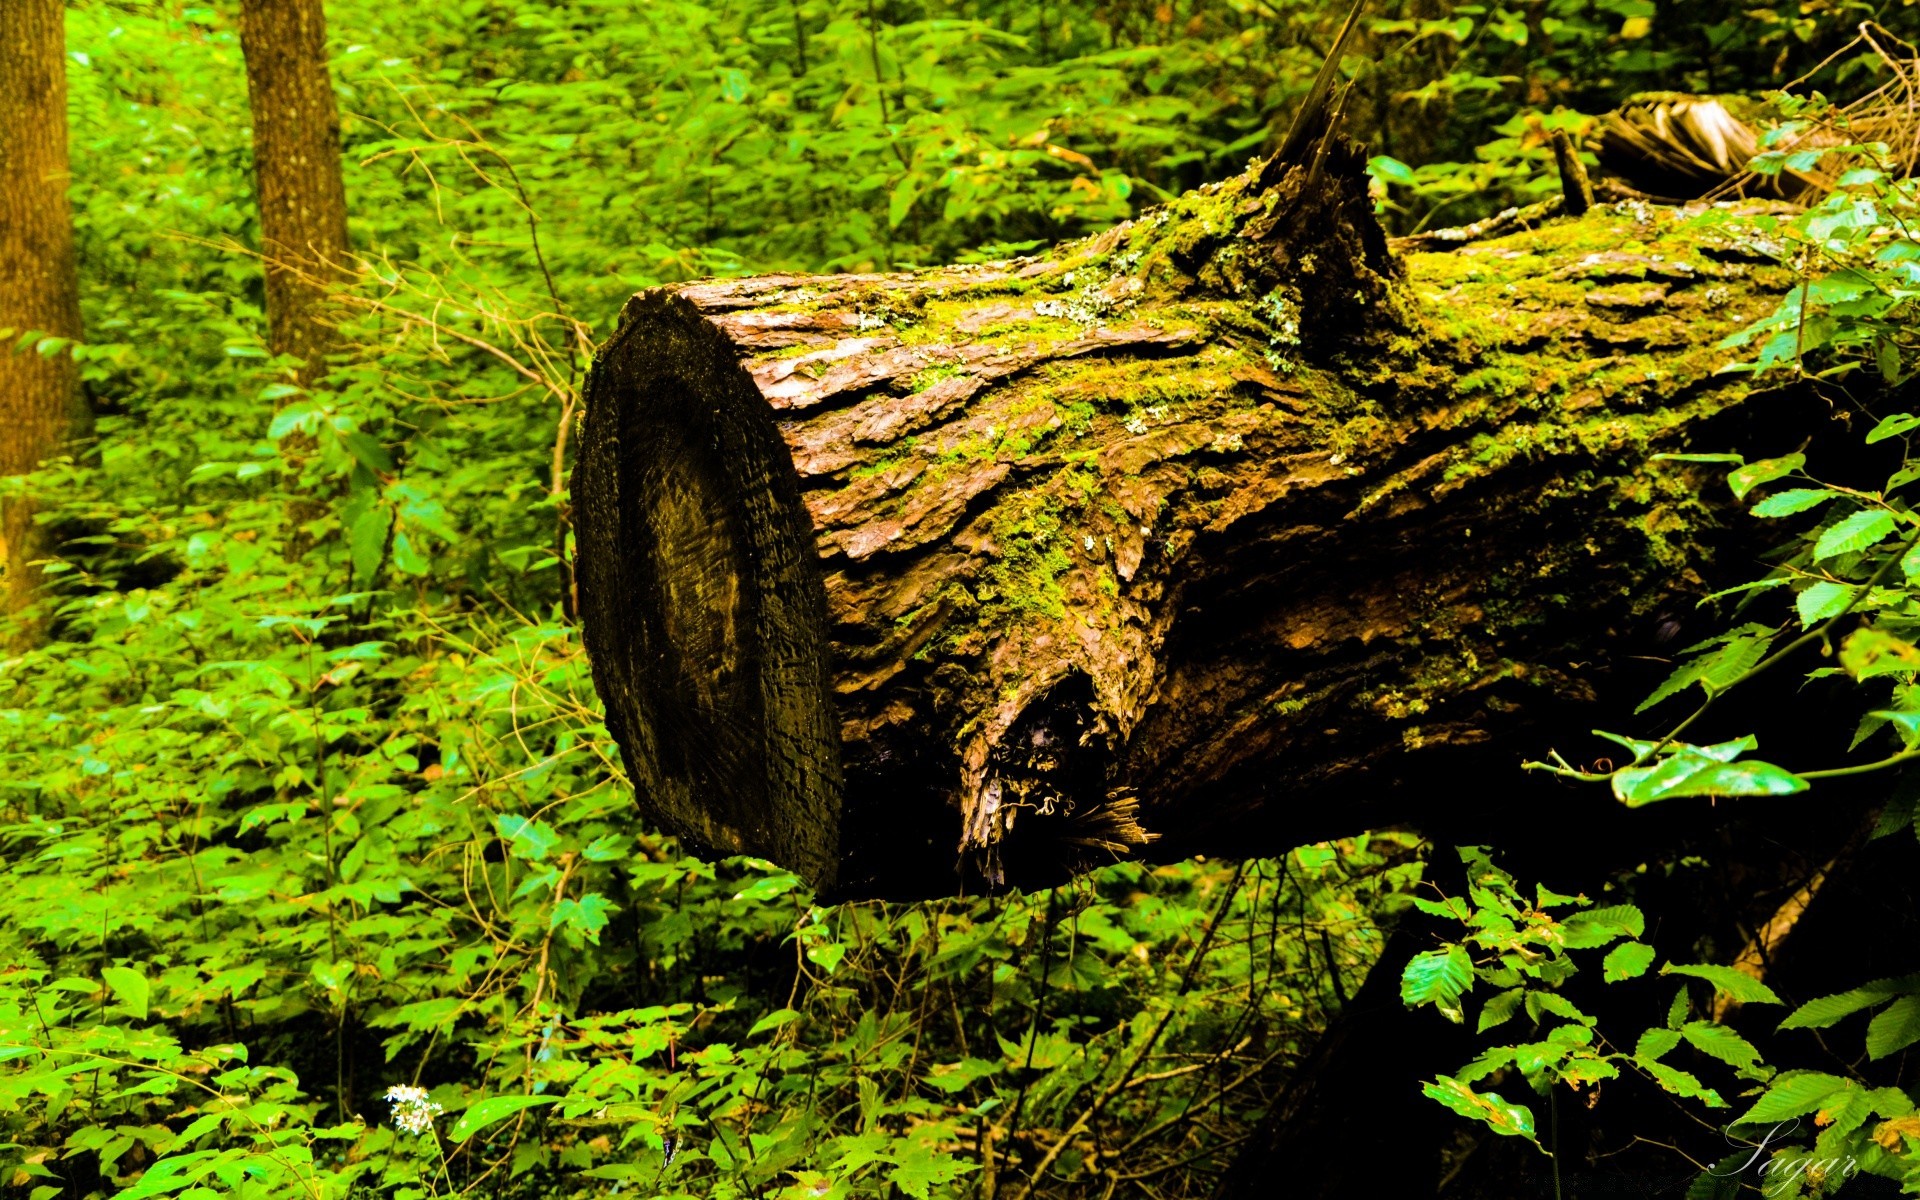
[576,289,846,889]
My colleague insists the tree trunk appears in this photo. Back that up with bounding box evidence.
[575,135,1798,901]
[0,0,88,629]
[239,0,350,381]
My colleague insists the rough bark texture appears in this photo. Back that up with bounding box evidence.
[239,0,350,379]
[0,0,88,626]
[576,141,1797,901]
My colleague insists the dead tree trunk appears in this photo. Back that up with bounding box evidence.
[575,133,1795,900]
[0,0,89,631]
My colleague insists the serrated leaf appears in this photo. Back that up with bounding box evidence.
[1866,994,1920,1059]
[1814,508,1899,560]
[1637,1027,1682,1061]
[1780,973,1920,1029]
[1733,1071,1852,1127]
[1640,1058,1726,1106]
[1477,988,1526,1033]
[1402,945,1474,1019]
[1729,454,1805,501]
[1796,580,1857,627]
[1604,942,1656,982]
[1662,964,1782,1005]
[1681,1021,1764,1071]
[1562,904,1645,949]
[1753,488,1840,517]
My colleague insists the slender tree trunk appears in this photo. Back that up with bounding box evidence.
[0,0,88,628]
[238,0,351,381]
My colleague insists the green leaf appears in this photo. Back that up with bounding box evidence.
[1681,1021,1764,1071]
[349,504,392,586]
[1729,454,1805,501]
[1477,988,1526,1033]
[1780,973,1920,1029]
[1814,508,1899,560]
[391,527,430,576]
[1639,1059,1726,1106]
[888,174,922,230]
[1604,942,1656,982]
[748,1008,802,1038]
[1733,1071,1852,1127]
[495,814,559,862]
[340,431,394,473]
[1752,488,1840,517]
[1561,904,1645,948]
[101,966,150,1021]
[1866,994,1920,1059]
[1841,628,1920,681]
[1637,1026,1681,1062]
[1663,963,1782,1005]
[1421,1075,1537,1141]
[1796,580,1858,627]
[550,893,618,944]
[450,1095,556,1143]
[1402,945,1475,1021]
[1613,742,1806,807]
[1867,413,1920,443]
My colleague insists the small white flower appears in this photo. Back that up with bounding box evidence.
[385,1084,443,1136]
[1124,417,1148,435]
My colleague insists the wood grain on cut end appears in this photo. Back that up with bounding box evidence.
[576,290,844,889]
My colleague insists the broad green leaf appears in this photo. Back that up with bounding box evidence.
[1867,413,1920,443]
[1733,1071,1852,1127]
[748,1008,803,1038]
[391,528,429,576]
[550,893,618,944]
[1814,508,1898,560]
[1614,745,1806,807]
[1752,488,1839,517]
[1402,945,1474,1021]
[495,814,559,862]
[1681,1021,1764,1072]
[1797,580,1858,627]
[1866,994,1920,1059]
[1604,942,1656,982]
[1728,454,1805,501]
[1636,1026,1681,1061]
[1780,973,1920,1029]
[1841,628,1920,681]
[349,504,392,586]
[1562,904,1645,948]
[101,967,149,1021]
[1662,964,1782,1005]
[1477,988,1525,1033]
[1421,1075,1536,1141]
[451,1095,556,1143]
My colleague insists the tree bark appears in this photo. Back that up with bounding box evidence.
[0,0,88,629]
[239,0,350,381]
[575,137,1798,901]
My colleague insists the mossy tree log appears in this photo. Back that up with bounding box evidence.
[576,139,1797,900]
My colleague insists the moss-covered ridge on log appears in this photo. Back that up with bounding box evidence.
[575,143,1796,899]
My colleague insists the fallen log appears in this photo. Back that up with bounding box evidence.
[574,128,1799,900]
